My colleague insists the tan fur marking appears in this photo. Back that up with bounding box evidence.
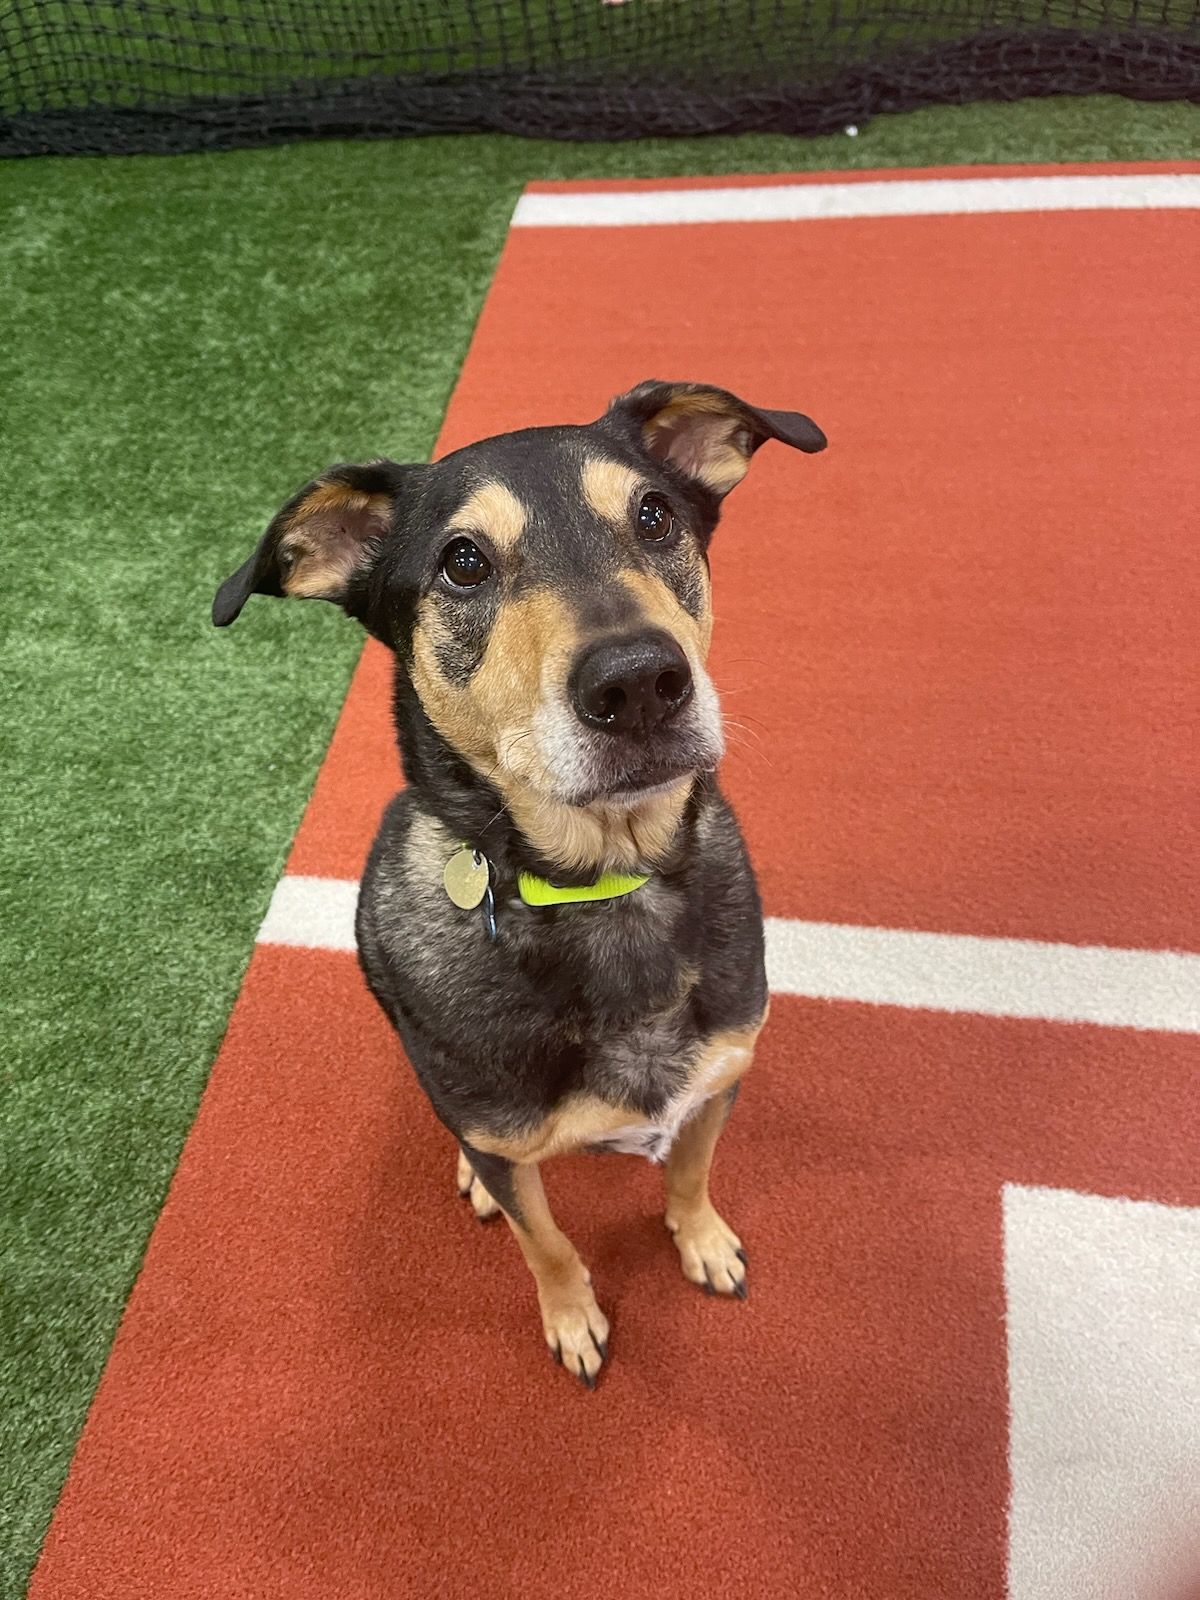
[466,1016,763,1167]
[663,1017,762,1296]
[279,482,391,601]
[689,1018,763,1098]
[451,480,527,551]
[645,396,752,494]
[580,457,642,525]
[502,1165,609,1382]
[283,549,357,600]
[411,586,576,771]
[293,481,388,519]
[618,567,713,661]
[465,1095,647,1165]
[658,392,733,418]
[505,780,692,876]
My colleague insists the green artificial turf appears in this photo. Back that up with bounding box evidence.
[1,95,1197,1597]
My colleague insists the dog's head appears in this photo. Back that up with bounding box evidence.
[214,381,825,860]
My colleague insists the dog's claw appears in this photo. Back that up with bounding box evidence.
[553,1341,563,1366]
[735,1246,748,1265]
[733,1276,748,1301]
[579,1365,597,1391]
[591,1332,608,1361]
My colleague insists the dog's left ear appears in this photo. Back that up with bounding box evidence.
[212,459,411,627]
[605,380,826,497]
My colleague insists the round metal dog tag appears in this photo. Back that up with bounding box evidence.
[443,847,489,910]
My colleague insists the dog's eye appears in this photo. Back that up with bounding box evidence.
[637,493,675,543]
[440,537,492,589]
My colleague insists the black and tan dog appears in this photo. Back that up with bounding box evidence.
[214,381,826,1386]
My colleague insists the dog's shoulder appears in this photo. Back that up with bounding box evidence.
[686,785,768,1033]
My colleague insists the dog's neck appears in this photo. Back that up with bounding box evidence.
[393,672,695,885]
[503,781,693,880]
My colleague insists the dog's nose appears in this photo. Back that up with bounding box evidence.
[570,630,693,734]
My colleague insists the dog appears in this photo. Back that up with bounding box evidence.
[213,381,826,1386]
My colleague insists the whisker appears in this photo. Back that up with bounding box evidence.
[723,709,771,732]
[474,732,536,841]
[722,723,776,770]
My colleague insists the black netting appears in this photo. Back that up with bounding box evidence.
[2,0,1197,157]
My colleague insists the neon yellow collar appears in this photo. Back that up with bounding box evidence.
[517,868,650,907]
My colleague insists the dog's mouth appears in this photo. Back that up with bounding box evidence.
[544,712,725,810]
[568,759,703,809]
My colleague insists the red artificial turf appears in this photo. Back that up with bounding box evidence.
[32,164,1200,1598]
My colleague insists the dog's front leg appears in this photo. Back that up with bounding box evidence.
[664,1085,749,1299]
[462,1146,609,1387]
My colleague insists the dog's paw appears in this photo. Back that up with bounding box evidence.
[456,1149,500,1221]
[538,1275,610,1389]
[666,1204,748,1299]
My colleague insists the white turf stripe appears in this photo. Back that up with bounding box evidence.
[763,919,1200,1034]
[258,875,1200,1034]
[512,174,1200,229]
[257,874,360,951]
[1004,1186,1200,1600]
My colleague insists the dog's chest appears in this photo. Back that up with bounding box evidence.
[585,1035,743,1162]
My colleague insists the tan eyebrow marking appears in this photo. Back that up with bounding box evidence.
[581,457,642,525]
[451,480,527,551]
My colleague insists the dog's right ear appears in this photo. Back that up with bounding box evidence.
[212,459,410,627]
